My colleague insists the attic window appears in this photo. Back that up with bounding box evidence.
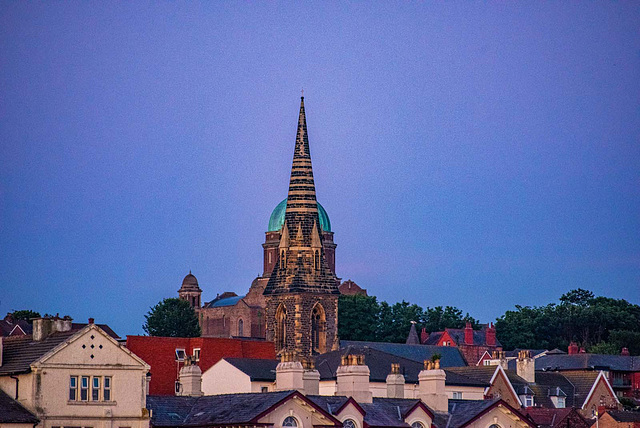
[343,419,357,428]
[283,417,298,428]
[175,349,186,361]
[411,422,425,428]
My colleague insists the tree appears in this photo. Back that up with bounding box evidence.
[338,295,379,341]
[10,310,41,324]
[143,298,200,337]
[337,295,479,344]
[496,289,640,353]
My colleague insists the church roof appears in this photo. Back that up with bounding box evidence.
[268,198,331,232]
[205,295,245,308]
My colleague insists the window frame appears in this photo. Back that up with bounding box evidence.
[193,348,201,362]
[282,416,298,428]
[104,376,112,401]
[343,419,358,428]
[91,376,101,401]
[452,391,463,399]
[175,348,186,361]
[80,376,89,401]
[69,376,78,401]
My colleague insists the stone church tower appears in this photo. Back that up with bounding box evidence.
[264,97,340,357]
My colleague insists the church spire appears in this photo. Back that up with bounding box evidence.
[286,96,318,216]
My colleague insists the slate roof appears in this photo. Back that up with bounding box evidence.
[524,408,586,428]
[148,391,297,427]
[310,396,431,428]
[0,319,32,336]
[605,410,640,422]
[223,358,279,381]
[536,354,640,372]
[148,392,536,428]
[316,346,488,387]
[149,392,433,428]
[423,326,502,348]
[0,389,39,424]
[340,340,467,367]
[504,349,548,358]
[527,371,576,408]
[446,366,529,389]
[432,398,503,428]
[0,330,77,375]
[558,371,601,408]
[72,322,120,339]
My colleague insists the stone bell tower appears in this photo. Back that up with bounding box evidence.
[264,97,340,357]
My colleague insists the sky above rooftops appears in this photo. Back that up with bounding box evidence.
[1,3,638,336]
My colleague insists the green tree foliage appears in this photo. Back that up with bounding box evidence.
[338,295,379,342]
[143,298,201,337]
[496,289,640,354]
[338,296,479,343]
[11,310,42,324]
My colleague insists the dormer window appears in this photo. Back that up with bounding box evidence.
[549,387,567,408]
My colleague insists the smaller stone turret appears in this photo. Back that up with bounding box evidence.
[178,271,202,309]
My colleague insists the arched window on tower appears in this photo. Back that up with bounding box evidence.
[280,250,286,269]
[238,319,244,337]
[311,303,326,354]
[314,250,319,271]
[275,304,287,351]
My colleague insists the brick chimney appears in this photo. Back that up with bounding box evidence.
[386,363,405,399]
[336,354,372,403]
[516,350,535,383]
[568,342,579,355]
[486,323,496,346]
[492,350,509,370]
[621,347,630,356]
[177,357,202,397]
[33,315,73,341]
[275,352,304,392]
[302,358,320,395]
[420,328,429,344]
[418,359,447,412]
[464,322,473,345]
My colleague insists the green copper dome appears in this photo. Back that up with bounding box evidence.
[268,198,331,232]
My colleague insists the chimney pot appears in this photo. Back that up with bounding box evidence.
[621,347,630,356]
[88,318,94,324]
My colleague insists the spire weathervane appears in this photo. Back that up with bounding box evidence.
[301,88,304,97]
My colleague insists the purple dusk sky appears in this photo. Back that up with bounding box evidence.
[1,3,638,337]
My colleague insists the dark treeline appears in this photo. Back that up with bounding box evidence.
[338,295,478,344]
[338,289,640,355]
[495,289,640,355]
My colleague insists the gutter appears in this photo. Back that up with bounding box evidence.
[9,374,19,399]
